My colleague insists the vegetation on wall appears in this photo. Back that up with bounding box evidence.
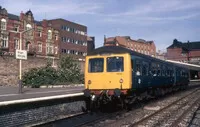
[22,56,84,88]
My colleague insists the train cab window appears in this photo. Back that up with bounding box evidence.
[88,58,104,73]
[107,57,124,72]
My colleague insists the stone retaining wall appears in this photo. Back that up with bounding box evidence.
[0,56,58,86]
[0,56,85,86]
[0,97,85,127]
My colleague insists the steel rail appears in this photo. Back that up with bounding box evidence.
[130,88,200,127]
[171,96,200,127]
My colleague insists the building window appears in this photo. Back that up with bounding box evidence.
[71,39,75,43]
[38,43,42,52]
[67,38,70,42]
[62,37,67,42]
[14,39,19,49]
[14,26,19,32]
[71,50,75,54]
[1,36,8,48]
[47,30,52,39]
[55,35,58,40]
[46,43,54,54]
[83,52,86,56]
[26,42,30,51]
[38,31,42,37]
[83,42,87,46]
[1,19,6,30]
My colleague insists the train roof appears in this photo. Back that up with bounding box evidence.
[87,46,200,71]
[88,46,135,55]
[88,46,171,64]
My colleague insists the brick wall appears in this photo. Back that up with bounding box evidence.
[0,56,85,86]
[167,48,200,62]
[0,56,58,86]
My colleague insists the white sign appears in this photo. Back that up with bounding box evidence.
[16,50,27,60]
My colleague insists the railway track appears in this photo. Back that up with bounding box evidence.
[38,85,200,127]
[130,88,200,127]
[74,88,200,127]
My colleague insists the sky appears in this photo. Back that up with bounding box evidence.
[1,0,200,52]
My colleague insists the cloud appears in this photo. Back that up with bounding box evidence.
[1,0,103,19]
[99,0,200,25]
[108,0,200,17]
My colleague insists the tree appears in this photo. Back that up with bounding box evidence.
[58,55,82,83]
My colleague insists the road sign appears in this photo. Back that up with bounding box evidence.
[15,50,27,60]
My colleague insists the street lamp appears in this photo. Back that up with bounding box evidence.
[19,26,34,93]
[10,24,33,93]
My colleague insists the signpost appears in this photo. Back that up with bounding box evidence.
[15,50,27,60]
[15,49,27,94]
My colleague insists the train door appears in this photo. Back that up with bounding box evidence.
[141,61,149,88]
[134,59,142,89]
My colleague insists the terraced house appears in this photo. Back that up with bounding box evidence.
[0,6,89,61]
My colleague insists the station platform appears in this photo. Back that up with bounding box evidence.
[0,86,84,105]
[0,80,199,106]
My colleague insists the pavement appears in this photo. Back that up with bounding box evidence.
[0,86,84,102]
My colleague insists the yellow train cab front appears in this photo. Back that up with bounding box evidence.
[85,53,132,90]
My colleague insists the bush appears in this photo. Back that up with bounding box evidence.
[22,56,84,88]
[22,66,58,88]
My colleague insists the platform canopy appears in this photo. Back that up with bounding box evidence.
[166,60,200,71]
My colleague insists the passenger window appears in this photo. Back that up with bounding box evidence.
[142,62,148,76]
[162,65,165,76]
[150,63,157,76]
[157,70,161,76]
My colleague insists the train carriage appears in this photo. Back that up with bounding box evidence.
[83,46,189,111]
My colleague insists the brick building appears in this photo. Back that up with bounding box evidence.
[0,6,89,60]
[166,39,200,65]
[47,19,88,60]
[0,7,59,57]
[104,36,156,57]
[87,36,95,54]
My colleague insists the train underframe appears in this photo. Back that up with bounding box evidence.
[83,84,189,112]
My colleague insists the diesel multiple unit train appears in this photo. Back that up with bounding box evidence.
[83,46,189,110]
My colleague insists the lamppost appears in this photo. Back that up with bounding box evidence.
[10,24,33,93]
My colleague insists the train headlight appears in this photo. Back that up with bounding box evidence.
[88,80,92,84]
[119,79,123,83]
[91,94,96,101]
